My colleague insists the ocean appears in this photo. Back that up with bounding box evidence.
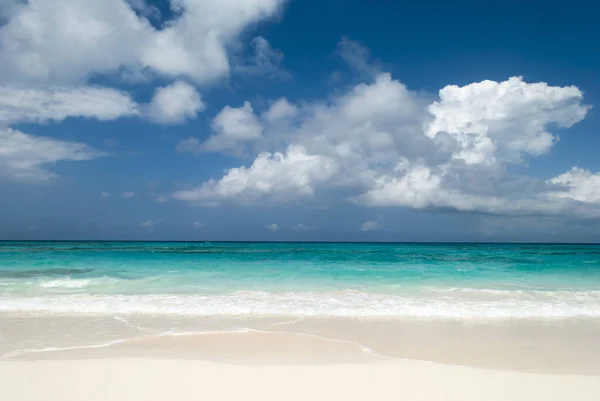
[1,241,600,320]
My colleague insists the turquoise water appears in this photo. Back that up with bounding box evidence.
[1,241,600,319]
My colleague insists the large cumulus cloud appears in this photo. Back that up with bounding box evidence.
[174,42,595,218]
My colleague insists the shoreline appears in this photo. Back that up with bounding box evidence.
[2,314,600,374]
[2,315,600,400]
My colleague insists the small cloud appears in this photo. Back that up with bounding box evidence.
[100,191,111,198]
[141,219,162,230]
[176,136,201,154]
[266,223,279,230]
[361,221,378,232]
[336,37,382,79]
[293,224,311,231]
[236,36,290,79]
[147,80,205,124]
[121,191,135,198]
[156,195,169,204]
[193,222,205,229]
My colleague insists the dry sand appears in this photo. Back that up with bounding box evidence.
[2,357,600,401]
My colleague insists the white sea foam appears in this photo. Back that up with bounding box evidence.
[39,279,92,289]
[1,290,600,320]
[0,328,378,360]
[36,276,119,289]
[0,338,130,360]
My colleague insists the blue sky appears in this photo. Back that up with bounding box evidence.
[1,0,599,242]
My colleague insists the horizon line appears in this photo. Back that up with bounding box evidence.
[1,240,600,245]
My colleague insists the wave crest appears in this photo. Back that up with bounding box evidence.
[1,290,600,320]
[39,279,91,289]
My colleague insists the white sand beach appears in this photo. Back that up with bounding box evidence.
[1,325,600,401]
[3,355,600,401]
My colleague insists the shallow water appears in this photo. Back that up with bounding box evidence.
[1,241,600,319]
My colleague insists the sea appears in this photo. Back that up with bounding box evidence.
[1,241,600,320]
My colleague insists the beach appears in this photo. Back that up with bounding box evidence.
[4,357,600,401]
[1,242,600,399]
[2,316,600,400]
[2,320,600,401]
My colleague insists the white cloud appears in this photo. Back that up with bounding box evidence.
[237,36,289,79]
[175,73,424,202]
[548,168,600,203]
[0,128,103,180]
[425,76,589,164]
[174,70,596,219]
[0,1,293,188]
[0,0,288,85]
[361,221,378,232]
[359,161,441,209]
[172,145,338,203]
[0,85,137,183]
[178,98,298,155]
[0,0,145,84]
[0,85,139,124]
[101,191,111,198]
[266,223,278,230]
[192,221,205,228]
[336,37,381,78]
[202,101,264,153]
[262,98,298,124]
[156,195,169,203]
[175,136,202,154]
[148,80,204,124]
[0,0,292,185]
[121,191,135,198]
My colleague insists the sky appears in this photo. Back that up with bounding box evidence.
[1,0,599,242]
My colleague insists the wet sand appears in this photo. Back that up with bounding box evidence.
[2,315,600,400]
